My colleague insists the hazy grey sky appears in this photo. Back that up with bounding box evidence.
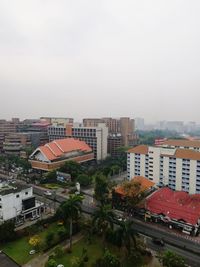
[0,0,200,122]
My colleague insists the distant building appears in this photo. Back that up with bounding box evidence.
[29,138,94,171]
[127,139,200,194]
[0,180,43,223]
[83,117,137,156]
[0,118,20,151]
[40,117,73,125]
[3,133,32,155]
[107,134,123,157]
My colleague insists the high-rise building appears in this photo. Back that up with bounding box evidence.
[127,139,200,194]
[83,117,137,155]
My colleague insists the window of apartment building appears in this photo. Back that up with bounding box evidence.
[0,205,2,209]
[25,192,28,195]
[16,194,19,198]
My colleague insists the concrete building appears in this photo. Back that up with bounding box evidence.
[127,139,200,194]
[0,118,20,151]
[83,117,137,156]
[48,123,108,161]
[30,138,94,171]
[107,134,123,157]
[40,117,73,125]
[3,133,32,155]
[0,180,42,223]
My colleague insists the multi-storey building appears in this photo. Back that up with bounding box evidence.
[48,123,108,161]
[0,180,43,223]
[40,117,73,125]
[127,139,200,194]
[3,133,32,155]
[0,118,20,151]
[83,117,137,156]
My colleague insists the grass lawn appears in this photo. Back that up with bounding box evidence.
[0,223,62,265]
[53,237,161,267]
[53,237,104,267]
[43,183,62,189]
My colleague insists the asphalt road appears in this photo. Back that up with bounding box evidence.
[145,235,200,267]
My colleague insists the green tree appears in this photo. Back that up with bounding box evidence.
[92,204,116,242]
[0,221,16,242]
[45,232,55,247]
[57,194,83,251]
[159,250,186,267]
[94,174,109,204]
[94,249,121,267]
[76,174,92,187]
[59,161,83,179]
[114,220,137,255]
[45,259,57,267]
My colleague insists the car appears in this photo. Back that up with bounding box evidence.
[57,265,64,267]
[152,238,165,246]
[44,190,52,196]
[29,250,36,255]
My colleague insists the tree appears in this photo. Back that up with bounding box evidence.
[29,235,41,250]
[45,232,55,247]
[76,174,92,187]
[92,204,116,242]
[159,250,186,267]
[94,174,109,204]
[0,221,16,243]
[94,249,121,267]
[59,161,83,179]
[114,220,137,255]
[57,194,83,251]
[45,259,57,267]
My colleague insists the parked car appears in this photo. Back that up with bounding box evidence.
[57,265,64,267]
[44,190,52,196]
[152,238,165,246]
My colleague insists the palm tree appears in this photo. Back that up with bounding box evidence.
[57,194,83,251]
[115,219,137,255]
[92,204,116,242]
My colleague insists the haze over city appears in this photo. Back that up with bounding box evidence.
[1,0,200,122]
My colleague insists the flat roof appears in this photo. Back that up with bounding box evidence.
[0,183,30,196]
[0,251,20,267]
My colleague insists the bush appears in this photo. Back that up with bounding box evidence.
[76,174,92,187]
[45,259,57,267]
[54,246,64,258]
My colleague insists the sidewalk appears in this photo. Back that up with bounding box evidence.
[23,233,83,267]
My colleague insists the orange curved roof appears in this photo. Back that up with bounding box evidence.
[38,138,92,161]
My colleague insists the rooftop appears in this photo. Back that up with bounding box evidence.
[31,138,93,162]
[0,183,30,196]
[146,187,200,225]
[127,145,148,154]
[162,139,200,148]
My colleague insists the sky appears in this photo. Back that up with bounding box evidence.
[0,0,200,123]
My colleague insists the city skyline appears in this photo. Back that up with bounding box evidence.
[1,1,200,122]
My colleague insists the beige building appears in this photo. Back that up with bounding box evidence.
[127,139,200,194]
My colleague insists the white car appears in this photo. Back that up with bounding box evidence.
[57,265,64,267]
[44,190,52,196]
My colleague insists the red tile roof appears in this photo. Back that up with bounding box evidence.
[127,145,148,154]
[38,138,92,161]
[146,187,200,225]
[162,139,200,148]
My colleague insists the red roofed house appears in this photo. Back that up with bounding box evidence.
[146,187,200,234]
[29,138,94,171]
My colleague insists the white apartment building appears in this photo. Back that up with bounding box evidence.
[127,139,200,194]
[0,181,42,223]
[48,123,108,161]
